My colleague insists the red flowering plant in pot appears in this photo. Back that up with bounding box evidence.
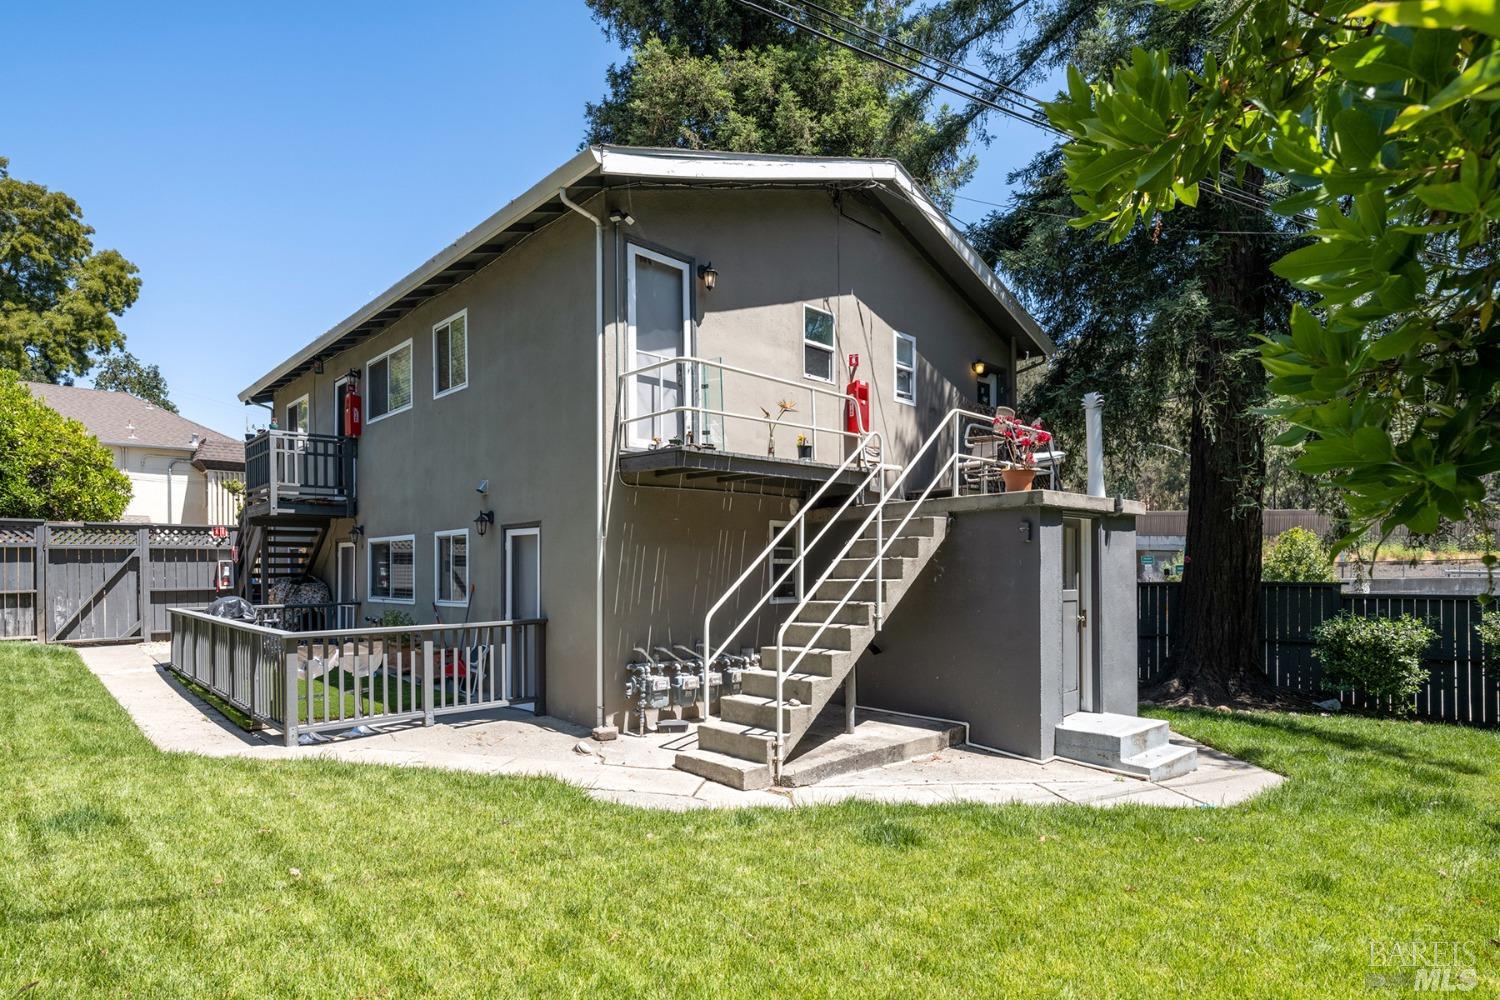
[994,414,1052,492]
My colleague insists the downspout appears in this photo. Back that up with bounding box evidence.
[166,458,189,523]
[559,187,607,729]
[1083,392,1105,497]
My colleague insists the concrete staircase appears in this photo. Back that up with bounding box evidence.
[1053,712,1197,780]
[675,514,949,789]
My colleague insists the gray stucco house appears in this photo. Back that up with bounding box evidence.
[236,145,1190,787]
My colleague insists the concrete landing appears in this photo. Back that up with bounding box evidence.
[78,643,1281,811]
[779,711,964,786]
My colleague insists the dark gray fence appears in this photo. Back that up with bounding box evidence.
[0,520,233,644]
[1139,582,1497,725]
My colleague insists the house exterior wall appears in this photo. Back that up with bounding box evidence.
[854,502,1138,760]
[273,208,602,724]
[114,446,219,524]
[269,185,1034,729]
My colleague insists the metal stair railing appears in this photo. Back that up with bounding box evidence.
[699,429,891,720]
[769,407,1001,776]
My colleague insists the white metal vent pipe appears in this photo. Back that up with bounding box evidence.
[1083,392,1105,498]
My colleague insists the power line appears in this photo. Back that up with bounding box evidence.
[732,0,1302,226]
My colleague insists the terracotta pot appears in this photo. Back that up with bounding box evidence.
[1001,467,1039,492]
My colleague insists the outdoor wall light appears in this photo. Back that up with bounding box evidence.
[474,510,495,537]
[351,524,365,538]
[1018,518,1033,543]
[609,209,635,226]
[313,357,324,375]
[971,359,992,377]
[698,262,719,291]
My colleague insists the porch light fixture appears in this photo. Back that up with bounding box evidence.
[313,357,324,375]
[609,209,635,226]
[351,524,365,538]
[698,262,718,291]
[971,359,992,377]
[474,510,495,537]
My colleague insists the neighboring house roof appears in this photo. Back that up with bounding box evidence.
[241,145,1053,404]
[25,381,246,470]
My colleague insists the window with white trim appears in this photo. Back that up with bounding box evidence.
[367,340,413,422]
[768,520,802,604]
[894,331,917,406]
[433,310,468,398]
[285,394,309,433]
[803,305,835,382]
[368,535,415,603]
[434,529,469,606]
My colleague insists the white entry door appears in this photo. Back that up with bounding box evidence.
[336,542,357,628]
[626,245,693,447]
[503,526,542,703]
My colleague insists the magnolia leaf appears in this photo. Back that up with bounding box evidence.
[1414,182,1482,213]
[1332,108,1383,166]
[1328,35,1414,84]
[1391,50,1500,129]
[1368,319,1429,360]
[1353,0,1500,36]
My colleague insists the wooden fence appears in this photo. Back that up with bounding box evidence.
[1138,582,1497,725]
[0,520,233,644]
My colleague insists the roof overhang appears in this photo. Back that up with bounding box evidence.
[241,146,1052,404]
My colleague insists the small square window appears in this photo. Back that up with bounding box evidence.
[368,341,413,422]
[768,520,802,604]
[368,535,415,603]
[803,306,835,383]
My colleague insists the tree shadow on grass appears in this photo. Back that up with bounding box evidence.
[1166,707,1485,776]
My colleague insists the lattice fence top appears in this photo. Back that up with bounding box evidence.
[149,526,231,549]
[0,523,39,545]
[47,525,138,548]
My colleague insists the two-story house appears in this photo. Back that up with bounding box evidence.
[236,146,1189,788]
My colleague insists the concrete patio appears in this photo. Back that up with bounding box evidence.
[80,642,1285,811]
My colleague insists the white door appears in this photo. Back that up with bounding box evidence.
[336,542,356,628]
[503,526,542,702]
[626,245,693,447]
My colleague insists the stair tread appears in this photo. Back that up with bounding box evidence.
[1057,712,1169,737]
[1123,743,1195,765]
[697,719,776,740]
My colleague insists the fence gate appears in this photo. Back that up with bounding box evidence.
[0,520,233,644]
[44,525,145,643]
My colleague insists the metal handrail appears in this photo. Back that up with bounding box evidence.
[770,407,998,775]
[699,433,890,717]
[617,355,866,461]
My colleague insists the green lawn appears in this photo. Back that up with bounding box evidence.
[2,644,1497,998]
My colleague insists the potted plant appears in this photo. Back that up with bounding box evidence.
[760,399,798,457]
[995,415,1052,492]
[796,434,812,460]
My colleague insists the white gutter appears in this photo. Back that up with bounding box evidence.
[559,188,607,730]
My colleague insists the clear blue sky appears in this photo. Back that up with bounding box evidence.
[3,2,1057,437]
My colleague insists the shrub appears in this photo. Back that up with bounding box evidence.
[1263,527,1335,583]
[1478,611,1500,665]
[1313,613,1434,712]
[0,371,131,519]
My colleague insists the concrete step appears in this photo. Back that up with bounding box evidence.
[793,601,873,627]
[1117,743,1199,781]
[858,515,945,537]
[739,667,839,703]
[673,747,773,791]
[758,645,846,677]
[831,556,910,581]
[720,693,815,733]
[848,535,924,559]
[695,720,776,764]
[812,577,896,603]
[780,712,964,787]
[782,622,871,651]
[1054,712,1169,765]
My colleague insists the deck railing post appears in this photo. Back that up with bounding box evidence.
[282,633,298,748]
[534,622,547,716]
[422,638,435,727]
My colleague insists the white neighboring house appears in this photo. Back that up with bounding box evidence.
[26,382,246,525]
